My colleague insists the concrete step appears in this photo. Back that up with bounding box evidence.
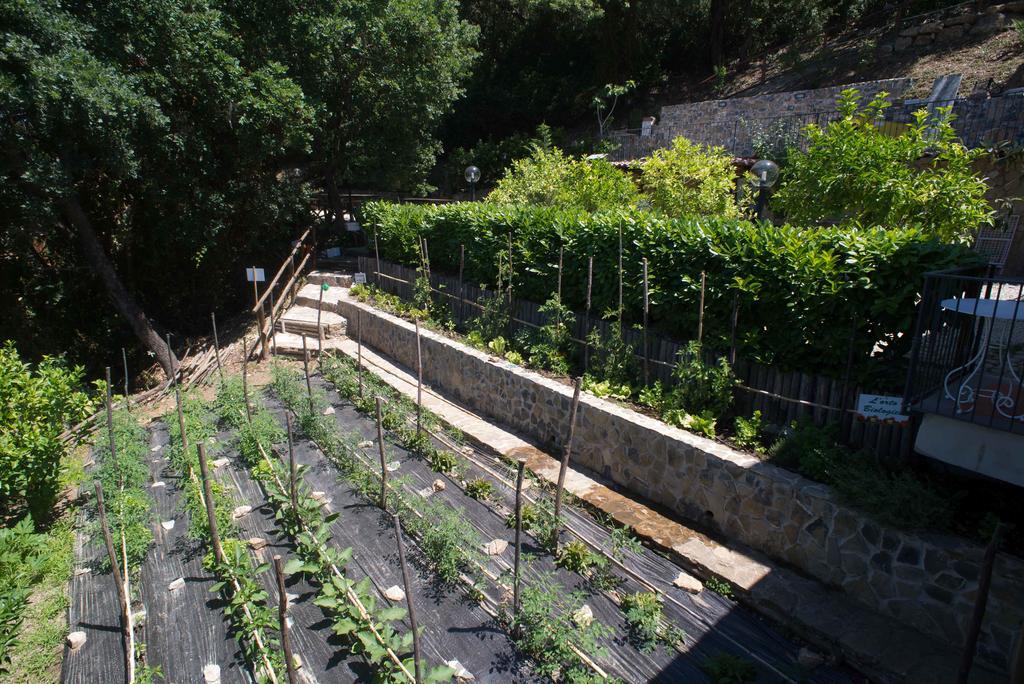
[272,332,346,357]
[276,306,346,337]
[293,282,346,311]
[306,270,353,288]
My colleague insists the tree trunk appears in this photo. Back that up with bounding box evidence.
[60,196,178,378]
[325,167,345,232]
[709,0,730,69]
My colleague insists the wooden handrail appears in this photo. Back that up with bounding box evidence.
[252,227,313,313]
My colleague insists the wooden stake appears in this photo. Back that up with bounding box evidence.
[269,290,278,357]
[104,367,117,468]
[415,318,423,436]
[254,265,269,361]
[557,243,564,304]
[94,481,132,684]
[618,223,623,330]
[729,294,740,365]
[274,555,298,684]
[553,378,583,535]
[211,312,223,383]
[642,258,649,385]
[957,524,1002,683]
[507,233,514,305]
[121,349,130,409]
[697,271,706,345]
[286,413,298,513]
[242,336,253,425]
[375,397,388,511]
[513,458,526,625]
[357,308,364,399]
[374,229,382,288]
[584,256,593,373]
[301,335,314,415]
[168,334,189,459]
[316,284,325,367]
[197,443,225,564]
[393,514,422,684]
[458,244,465,325]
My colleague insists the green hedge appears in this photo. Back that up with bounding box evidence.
[361,201,977,378]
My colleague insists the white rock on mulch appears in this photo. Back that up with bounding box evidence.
[384,585,406,602]
[357,440,373,449]
[445,659,474,681]
[151,481,166,488]
[67,631,87,650]
[248,537,268,551]
[483,539,508,556]
[672,571,703,594]
[161,520,175,531]
[572,604,594,628]
[417,486,435,498]
[150,445,163,452]
[212,458,229,469]
[798,647,826,669]
[133,609,147,626]
[232,505,252,519]
[291,654,303,670]
[74,567,90,577]
[323,406,336,415]
[202,663,221,683]
[286,592,299,604]
[168,577,185,592]
[386,461,400,472]
[431,479,446,492]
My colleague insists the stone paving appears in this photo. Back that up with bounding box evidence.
[333,337,1003,683]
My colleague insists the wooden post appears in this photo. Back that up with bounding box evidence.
[584,256,593,373]
[287,254,296,307]
[269,290,278,357]
[94,481,132,684]
[957,524,1002,684]
[617,222,623,331]
[642,258,649,385]
[104,367,117,467]
[513,458,526,624]
[415,318,423,436]
[241,337,253,425]
[121,349,130,409]
[197,443,225,564]
[557,244,563,304]
[374,229,382,288]
[211,312,223,383]
[357,308,364,399]
[553,378,583,533]
[697,271,706,345]
[458,244,465,325]
[316,284,326,367]
[274,555,298,684]
[507,233,514,306]
[254,265,269,361]
[168,334,189,459]
[301,335,314,415]
[286,413,298,513]
[729,294,740,365]
[392,514,422,684]
[375,397,388,510]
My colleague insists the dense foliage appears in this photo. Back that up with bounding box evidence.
[361,201,977,377]
[0,519,47,673]
[0,342,92,523]
[637,137,741,218]
[773,90,993,243]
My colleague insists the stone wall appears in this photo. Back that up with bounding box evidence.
[878,2,1024,54]
[339,294,1024,671]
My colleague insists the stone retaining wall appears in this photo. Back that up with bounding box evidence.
[339,293,1024,670]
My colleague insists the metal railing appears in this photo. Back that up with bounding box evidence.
[904,266,1024,434]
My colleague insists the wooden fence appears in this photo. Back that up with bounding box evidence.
[358,256,914,462]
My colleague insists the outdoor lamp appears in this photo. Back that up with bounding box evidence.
[465,165,481,201]
[751,159,779,220]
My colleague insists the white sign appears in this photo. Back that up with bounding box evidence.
[245,267,265,282]
[855,394,909,423]
[353,272,367,285]
[344,220,362,233]
[324,247,342,258]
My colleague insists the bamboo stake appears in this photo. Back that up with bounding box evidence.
[376,397,388,510]
[513,458,526,626]
[269,290,278,357]
[242,336,253,425]
[957,524,1002,683]
[697,271,706,345]
[618,222,623,331]
[274,555,298,684]
[301,336,314,415]
[119,526,136,684]
[507,233,514,305]
[196,443,225,564]
[286,413,298,513]
[557,244,563,303]
[729,294,740,365]
[121,349,130,410]
[357,308,364,398]
[584,256,593,373]
[553,378,583,537]
[211,312,224,383]
[94,481,132,684]
[316,284,326,368]
[642,258,649,385]
[104,367,117,474]
[415,318,423,436]
[169,334,190,459]
[393,515,422,684]
[374,229,382,288]
[458,244,465,325]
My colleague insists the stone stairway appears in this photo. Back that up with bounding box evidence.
[272,272,351,356]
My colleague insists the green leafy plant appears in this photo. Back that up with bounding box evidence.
[465,478,494,501]
[428,449,458,475]
[0,518,47,673]
[1015,19,1024,45]
[733,410,764,451]
[620,591,678,652]
[528,295,575,374]
[556,540,601,574]
[666,342,736,419]
[701,652,758,683]
[638,136,740,217]
[705,576,734,599]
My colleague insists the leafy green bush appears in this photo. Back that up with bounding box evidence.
[733,410,764,451]
[773,89,992,243]
[361,201,976,376]
[486,146,639,212]
[701,652,757,683]
[0,342,93,522]
[0,518,47,672]
[637,136,741,218]
[666,342,736,418]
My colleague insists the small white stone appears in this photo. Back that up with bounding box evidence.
[357,440,373,449]
[322,406,336,415]
[161,520,175,531]
[74,567,90,577]
[572,604,594,628]
[798,647,826,669]
[417,486,434,498]
[483,539,508,556]
[151,481,166,488]
[311,491,327,502]
[286,592,299,604]
[207,437,217,445]
[386,460,400,472]
[445,659,474,681]
[168,577,185,592]
[291,653,303,670]
[212,458,229,469]
[132,609,147,626]
[150,445,163,452]
[202,663,221,683]
[384,585,405,602]
[462,446,474,455]
[285,616,294,629]
[672,571,703,594]
[431,479,446,492]
[232,505,252,519]
[67,631,87,650]
[248,537,268,551]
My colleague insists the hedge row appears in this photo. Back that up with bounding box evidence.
[360,201,977,378]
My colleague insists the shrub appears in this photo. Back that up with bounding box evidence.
[464,478,494,501]
[666,342,736,418]
[733,410,764,451]
[638,136,741,218]
[773,89,993,243]
[486,146,639,212]
[0,342,93,522]
[0,518,47,672]
[361,201,976,376]
[701,652,757,683]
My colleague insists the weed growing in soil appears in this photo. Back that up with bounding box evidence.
[732,410,763,451]
[619,592,683,653]
[705,576,734,599]
[464,478,494,501]
[701,652,758,683]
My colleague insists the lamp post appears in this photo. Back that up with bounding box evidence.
[751,158,779,221]
[465,165,480,201]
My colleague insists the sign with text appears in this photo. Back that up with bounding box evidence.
[324,247,342,258]
[245,267,265,282]
[353,272,367,285]
[855,394,909,423]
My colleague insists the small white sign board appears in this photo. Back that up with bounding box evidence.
[245,267,265,282]
[353,272,367,285]
[344,220,361,233]
[325,247,342,258]
[855,394,909,423]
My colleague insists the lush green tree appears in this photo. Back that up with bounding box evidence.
[487,146,639,212]
[637,137,741,218]
[772,90,993,243]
